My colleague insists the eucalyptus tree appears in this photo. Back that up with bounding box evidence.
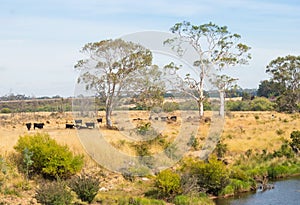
[266,55,300,112]
[129,65,166,110]
[74,39,152,128]
[210,75,238,117]
[164,21,251,118]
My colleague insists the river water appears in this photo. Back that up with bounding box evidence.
[214,176,300,205]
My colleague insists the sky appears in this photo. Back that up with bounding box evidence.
[1,0,300,97]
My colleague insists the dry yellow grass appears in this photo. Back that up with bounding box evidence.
[0,111,299,162]
[221,111,300,155]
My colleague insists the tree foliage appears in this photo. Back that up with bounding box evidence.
[131,65,166,110]
[164,21,251,118]
[257,80,284,98]
[266,55,300,112]
[75,39,153,128]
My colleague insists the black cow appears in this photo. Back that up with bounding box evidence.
[75,119,82,125]
[66,123,75,129]
[170,116,177,121]
[133,118,142,121]
[97,118,103,123]
[85,122,95,128]
[25,123,32,131]
[34,123,45,130]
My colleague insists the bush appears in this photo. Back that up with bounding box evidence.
[173,195,214,205]
[120,197,166,205]
[276,129,285,135]
[187,135,199,151]
[155,169,181,199]
[273,142,294,158]
[267,164,289,179]
[290,130,300,153]
[250,97,275,111]
[0,108,11,113]
[162,102,179,112]
[68,173,100,203]
[35,181,73,205]
[214,141,228,159]
[181,157,230,196]
[14,133,84,179]
[222,179,252,194]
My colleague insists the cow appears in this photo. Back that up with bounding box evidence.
[170,116,177,122]
[25,123,32,131]
[161,116,168,121]
[133,118,142,121]
[85,122,95,128]
[97,118,103,123]
[34,123,45,130]
[75,119,82,125]
[65,123,75,129]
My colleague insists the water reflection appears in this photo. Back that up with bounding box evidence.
[214,176,300,205]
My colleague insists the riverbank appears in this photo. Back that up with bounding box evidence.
[214,175,300,205]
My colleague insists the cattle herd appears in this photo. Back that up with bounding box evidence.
[25,114,178,131]
[25,118,103,131]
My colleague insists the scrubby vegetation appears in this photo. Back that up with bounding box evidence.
[14,133,84,179]
[35,181,73,205]
[68,173,100,203]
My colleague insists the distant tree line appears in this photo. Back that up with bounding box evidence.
[0,93,63,101]
[0,96,72,113]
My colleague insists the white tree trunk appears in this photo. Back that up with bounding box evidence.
[219,91,225,118]
[199,71,205,118]
[105,97,113,128]
[199,100,204,118]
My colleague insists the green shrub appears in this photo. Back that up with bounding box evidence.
[155,169,181,199]
[276,129,285,135]
[181,157,230,195]
[123,197,166,205]
[250,97,275,111]
[162,102,179,112]
[267,164,289,179]
[214,141,228,159]
[226,179,252,193]
[14,133,84,179]
[187,135,199,151]
[136,122,158,137]
[290,130,300,153]
[273,142,294,158]
[0,108,11,113]
[173,195,214,205]
[68,174,100,203]
[164,143,179,160]
[35,181,73,205]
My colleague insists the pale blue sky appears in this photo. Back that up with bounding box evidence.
[1,0,300,97]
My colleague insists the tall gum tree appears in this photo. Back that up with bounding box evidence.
[74,39,152,128]
[164,21,251,118]
[266,55,300,112]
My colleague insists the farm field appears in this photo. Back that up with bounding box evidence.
[0,111,299,204]
[1,111,298,157]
